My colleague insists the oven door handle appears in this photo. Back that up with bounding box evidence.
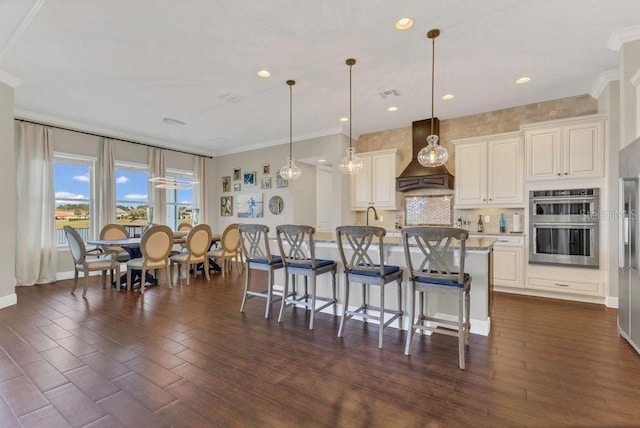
[532,222,598,228]
[532,196,597,203]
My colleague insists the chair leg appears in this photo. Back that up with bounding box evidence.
[465,288,471,345]
[337,276,350,338]
[71,269,79,295]
[378,281,385,349]
[404,282,416,356]
[278,268,289,323]
[204,258,210,281]
[458,288,465,370]
[141,268,147,294]
[186,263,191,285]
[331,267,337,316]
[396,278,403,329]
[82,268,89,297]
[362,283,368,323]
[309,275,317,330]
[265,268,274,319]
[240,266,251,313]
[126,268,132,291]
[221,257,227,278]
[166,262,172,288]
[101,270,107,289]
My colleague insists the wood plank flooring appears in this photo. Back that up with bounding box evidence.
[1,270,639,427]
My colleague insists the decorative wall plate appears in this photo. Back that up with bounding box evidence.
[269,196,284,215]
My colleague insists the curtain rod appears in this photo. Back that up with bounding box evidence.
[14,118,213,159]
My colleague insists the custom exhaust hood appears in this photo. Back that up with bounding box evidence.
[396,118,454,191]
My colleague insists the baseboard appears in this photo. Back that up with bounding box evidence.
[494,285,607,305]
[57,265,125,281]
[0,292,17,309]
[605,296,619,308]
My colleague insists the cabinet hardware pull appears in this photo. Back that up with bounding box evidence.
[557,173,561,176]
[555,283,570,287]
[564,172,568,175]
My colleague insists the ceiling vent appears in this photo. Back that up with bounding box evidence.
[378,89,400,98]
[217,93,244,103]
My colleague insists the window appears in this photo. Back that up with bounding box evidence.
[165,169,194,230]
[115,162,149,237]
[54,154,96,246]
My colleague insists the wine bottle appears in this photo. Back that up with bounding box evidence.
[499,213,506,233]
[477,215,483,233]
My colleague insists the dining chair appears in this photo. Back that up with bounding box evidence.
[336,225,403,349]
[208,223,243,277]
[275,224,337,330]
[99,223,131,283]
[402,226,472,370]
[63,225,120,297]
[170,224,212,285]
[177,222,193,232]
[126,224,174,294]
[238,224,291,318]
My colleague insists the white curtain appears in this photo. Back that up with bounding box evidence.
[15,123,57,285]
[97,138,115,230]
[148,147,166,224]
[194,155,208,225]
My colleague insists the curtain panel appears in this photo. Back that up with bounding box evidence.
[148,147,166,224]
[97,138,116,230]
[15,123,57,285]
[194,155,208,225]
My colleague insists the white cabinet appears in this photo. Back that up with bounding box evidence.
[492,236,524,288]
[454,132,523,208]
[524,115,605,181]
[350,149,399,211]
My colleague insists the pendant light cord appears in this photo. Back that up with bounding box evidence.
[430,33,435,136]
[349,62,353,149]
[289,82,293,158]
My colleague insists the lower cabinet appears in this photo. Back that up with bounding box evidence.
[526,276,602,296]
[472,234,524,288]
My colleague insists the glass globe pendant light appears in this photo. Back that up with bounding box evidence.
[279,80,302,180]
[339,58,363,174]
[418,29,449,167]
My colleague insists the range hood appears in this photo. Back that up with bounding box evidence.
[396,118,454,191]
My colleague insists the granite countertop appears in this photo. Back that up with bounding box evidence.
[313,232,496,250]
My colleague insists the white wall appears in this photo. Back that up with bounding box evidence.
[0,82,17,308]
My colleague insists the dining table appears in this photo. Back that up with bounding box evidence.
[87,231,221,289]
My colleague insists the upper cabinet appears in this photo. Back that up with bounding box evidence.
[523,115,606,181]
[350,148,400,211]
[454,132,524,208]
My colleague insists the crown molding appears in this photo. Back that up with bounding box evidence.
[0,70,22,88]
[607,24,640,51]
[0,0,47,61]
[590,69,620,99]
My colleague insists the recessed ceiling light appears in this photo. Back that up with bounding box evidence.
[515,76,531,84]
[318,159,326,163]
[257,70,271,78]
[387,106,398,112]
[395,18,414,30]
[339,117,349,122]
[442,94,454,100]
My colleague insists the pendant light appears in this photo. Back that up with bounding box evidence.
[279,80,302,180]
[418,29,449,167]
[339,58,363,174]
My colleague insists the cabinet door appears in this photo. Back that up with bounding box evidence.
[563,120,603,178]
[371,153,398,209]
[350,156,372,210]
[526,128,562,181]
[493,247,523,287]
[488,137,523,206]
[455,142,487,206]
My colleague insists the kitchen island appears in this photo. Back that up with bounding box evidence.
[270,233,495,336]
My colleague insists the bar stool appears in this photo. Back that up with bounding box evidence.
[239,224,291,318]
[275,224,337,330]
[336,225,403,348]
[401,226,471,370]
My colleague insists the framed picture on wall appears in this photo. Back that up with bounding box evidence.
[243,171,256,187]
[261,177,271,189]
[220,196,233,216]
[237,193,263,218]
[276,171,288,188]
[263,163,270,175]
[233,168,241,181]
[222,176,231,193]
[233,183,241,192]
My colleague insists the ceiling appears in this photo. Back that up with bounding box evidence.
[1,1,640,157]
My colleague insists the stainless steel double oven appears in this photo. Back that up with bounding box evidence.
[529,188,599,268]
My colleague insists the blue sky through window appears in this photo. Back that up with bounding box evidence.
[54,163,90,204]
[115,169,149,208]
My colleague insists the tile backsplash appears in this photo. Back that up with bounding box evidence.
[405,195,453,225]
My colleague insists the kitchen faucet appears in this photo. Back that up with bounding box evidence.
[366,206,379,226]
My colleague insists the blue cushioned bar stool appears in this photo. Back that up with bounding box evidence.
[402,226,471,370]
[336,225,403,349]
[275,224,337,330]
[239,224,290,318]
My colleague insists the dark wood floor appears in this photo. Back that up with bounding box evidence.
[1,270,639,427]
